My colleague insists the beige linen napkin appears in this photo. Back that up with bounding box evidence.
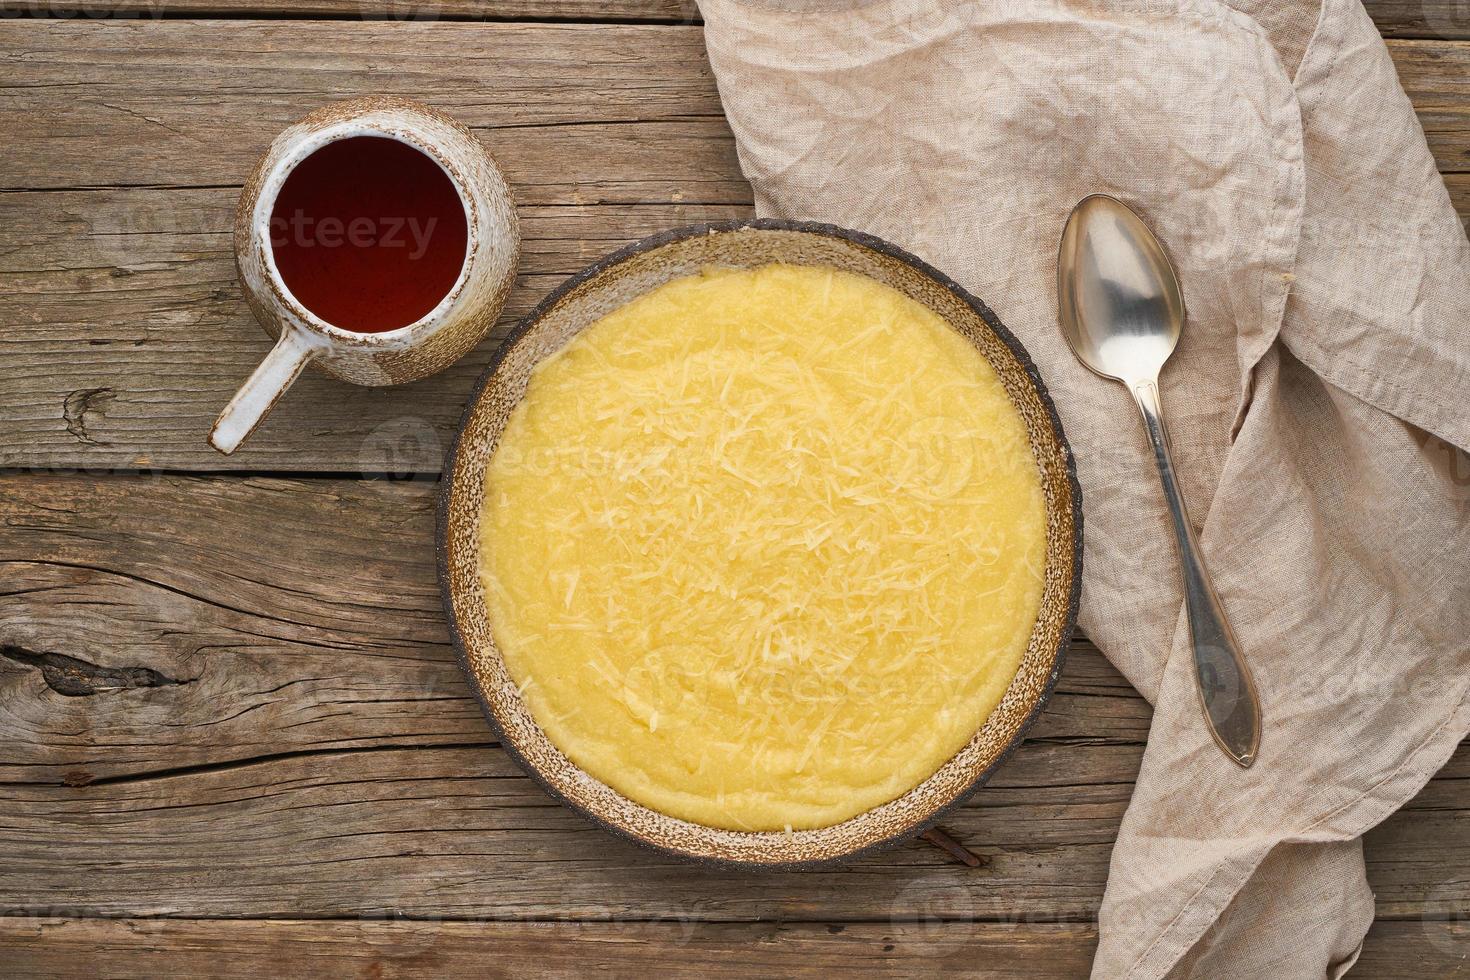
[697,0,1470,974]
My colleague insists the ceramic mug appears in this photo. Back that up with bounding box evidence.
[210,96,519,455]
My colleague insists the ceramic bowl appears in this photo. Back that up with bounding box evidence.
[439,219,1082,867]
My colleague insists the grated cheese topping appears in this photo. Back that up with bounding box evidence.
[479,264,1047,831]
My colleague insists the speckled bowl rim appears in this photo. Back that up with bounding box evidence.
[438,218,1083,870]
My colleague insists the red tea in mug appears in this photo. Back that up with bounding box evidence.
[268,136,469,333]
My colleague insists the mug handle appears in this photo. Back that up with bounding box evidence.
[209,328,318,455]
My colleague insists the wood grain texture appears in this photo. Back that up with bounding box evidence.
[0,22,1467,473]
[1394,38,1470,173]
[0,473,1137,921]
[1366,2,1470,39]
[3,920,1100,978]
[0,0,700,19]
[0,25,1464,192]
[1451,172,1470,223]
[0,918,1465,978]
[0,22,725,191]
[0,194,752,472]
[0,473,1464,924]
[0,0,1461,40]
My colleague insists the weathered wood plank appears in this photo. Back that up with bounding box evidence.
[0,473,1464,922]
[0,25,1467,472]
[0,472,1138,921]
[0,26,1465,192]
[0,743,1132,921]
[4,166,1460,473]
[1,117,748,208]
[0,194,752,471]
[1,920,1100,978]
[1394,39,1470,173]
[1367,2,1470,39]
[0,19,755,471]
[0,917,1464,979]
[0,470,1112,782]
[0,0,698,20]
[1450,172,1469,225]
[0,22,727,192]
[0,0,1460,41]
[1,737,1463,922]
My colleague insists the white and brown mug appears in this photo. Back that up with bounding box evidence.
[210,96,519,455]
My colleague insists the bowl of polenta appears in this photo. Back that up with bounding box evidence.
[439,219,1081,867]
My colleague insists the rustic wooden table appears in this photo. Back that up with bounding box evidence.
[1,1,1467,975]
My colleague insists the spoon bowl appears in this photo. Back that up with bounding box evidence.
[1057,194,1184,385]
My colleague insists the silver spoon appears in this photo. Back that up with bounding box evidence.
[1057,193,1262,768]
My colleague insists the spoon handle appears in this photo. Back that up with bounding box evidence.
[1131,380,1262,768]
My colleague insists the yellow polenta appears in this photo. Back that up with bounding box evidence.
[479,264,1046,831]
